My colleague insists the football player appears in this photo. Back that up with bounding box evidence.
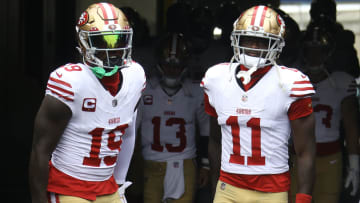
[136,32,210,203]
[29,3,146,203]
[290,25,360,203]
[201,5,316,203]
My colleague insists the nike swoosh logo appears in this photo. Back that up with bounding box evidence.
[56,72,63,78]
[329,159,338,164]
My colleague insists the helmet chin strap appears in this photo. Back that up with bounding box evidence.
[236,66,258,85]
[236,54,266,85]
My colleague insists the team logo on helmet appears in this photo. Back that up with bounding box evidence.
[251,26,260,31]
[108,24,117,30]
[77,11,89,27]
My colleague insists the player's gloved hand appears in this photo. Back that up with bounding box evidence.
[345,154,359,196]
[118,181,132,203]
[198,158,210,188]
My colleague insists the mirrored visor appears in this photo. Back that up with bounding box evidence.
[89,32,130,49]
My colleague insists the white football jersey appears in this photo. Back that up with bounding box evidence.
[201,63,315,175]
[46,62,146,181]
[312,71,356,143]
[138,78,209,161]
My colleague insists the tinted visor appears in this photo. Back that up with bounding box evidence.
[89,32,130,49]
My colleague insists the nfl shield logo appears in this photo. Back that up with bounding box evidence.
[112,99,118,107]
[241,95,248,102]
[220,182,226,190]
[144,95,153,105]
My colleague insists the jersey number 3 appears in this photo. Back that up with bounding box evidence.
[226,116,265,165]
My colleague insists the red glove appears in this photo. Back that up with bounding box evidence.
[296,193,312,203]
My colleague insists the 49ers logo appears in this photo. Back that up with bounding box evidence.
[77,11,89,26]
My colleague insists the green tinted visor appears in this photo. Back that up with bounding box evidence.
[89,31,131,49]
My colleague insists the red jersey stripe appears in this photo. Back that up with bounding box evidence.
[47,161,118,201]
[49,77,72,88]
[259,6,268,27]
[47,88,74,102]
[291,87,314,91]
[47,83,74,96]
[219,170,291,193]
[294,81,311,84]
[290,93,314,98]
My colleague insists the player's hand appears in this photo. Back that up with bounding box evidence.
[198,167,210,188]
[118,181,132,203]
[345,154,359,196]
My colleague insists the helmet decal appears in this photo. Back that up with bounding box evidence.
[250,6,268,27]
[97,3,119,24]
[77,11,89,27]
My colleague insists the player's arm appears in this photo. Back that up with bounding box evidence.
[195,96,211,188]
[114,111,137,175]
[290,113,316,199]
[29,95,72,203]
[208,116,221,200]
[113,112,137,201]
[342,95,360,195]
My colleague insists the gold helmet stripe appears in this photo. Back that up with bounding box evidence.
[98,3,118,25]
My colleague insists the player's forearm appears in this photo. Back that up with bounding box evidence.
[208,137,221,199]
[29,150,50,203]
[296,151,315,195]
[114,114,136,184]
[342,96,360,154]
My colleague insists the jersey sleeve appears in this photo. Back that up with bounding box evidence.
[333,72,357,98]
[113,111,137,184]
[193,85,210,137]
[200,64,223,117]
[288,97,313,120]
[288,73,315,99]
[278,66,315,117]
[45,64,78,112]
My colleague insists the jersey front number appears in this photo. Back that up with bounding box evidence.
[226,116,265,166]
[83,124,129,167]
[314,104,333,128]
[151,116,186,152]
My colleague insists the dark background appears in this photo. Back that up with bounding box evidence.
[2,0,359,202]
